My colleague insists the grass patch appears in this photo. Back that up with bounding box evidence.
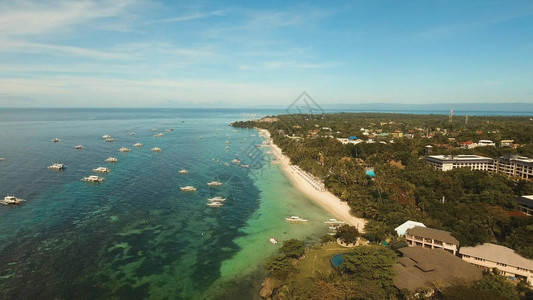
[292,242,346,284]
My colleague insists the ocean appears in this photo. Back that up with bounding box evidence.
[0,108,332,300]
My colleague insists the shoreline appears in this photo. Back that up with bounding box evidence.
[258,129,367,232]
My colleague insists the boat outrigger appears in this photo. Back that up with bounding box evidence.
[207,202,223,207]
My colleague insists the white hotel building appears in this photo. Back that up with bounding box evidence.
[424,155,494,172]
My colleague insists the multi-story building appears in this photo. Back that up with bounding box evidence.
[460,243,533,284]
[494,155,533,180]
[516,195,533,216]
[406,226,460,255]
[424,155,494,172]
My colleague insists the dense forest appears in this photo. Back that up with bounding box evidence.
[232,113,533,257]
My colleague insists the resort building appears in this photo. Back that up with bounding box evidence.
[395,220,426,236]
[424,155,494,172]
[494,155,533,180]
[516,195,533,216]
[393,247,482,292]
[406,226,459,255]
[477,139,496,147]
[500,139,515,147]
[460,243,533,284]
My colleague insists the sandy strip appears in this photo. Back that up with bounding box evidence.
[259,129,367,232]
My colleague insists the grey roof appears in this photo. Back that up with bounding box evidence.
[459,243,533,270]
[407,226,459,245]
[393,247,482,291]
[516,195,533,208]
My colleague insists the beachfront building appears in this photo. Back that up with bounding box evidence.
[477,140,496,147]
[406,226,459,255]
[395,220,426,236]
[393,247,482,293]
[500,140,515,147]
[516,195,533,216]
[424,155,494,172]
[460,243,533,284]
[494,155,533,180]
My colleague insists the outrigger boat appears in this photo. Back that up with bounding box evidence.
[47,163,65,170]
[92,167,111,173]
[82,175,105,183]
[285,216,308,222]
[180,186,196,192]
[0,195,26,205]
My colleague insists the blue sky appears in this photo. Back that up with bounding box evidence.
[0,0,532,107]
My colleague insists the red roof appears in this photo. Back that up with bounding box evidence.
[462,141,474,145]
[507,211,526,217]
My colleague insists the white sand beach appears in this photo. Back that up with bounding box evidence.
[259,129,367,232]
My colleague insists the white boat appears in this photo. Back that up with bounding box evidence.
[133,143,143,147]
[154,133,164,137]
[130,132,136,135]
[92,167,111,173]
[269,237,278,244]
[324,219,345,224]
[232,159,241,164]
[224,163,229,166]
[82,175,105,183]
[165,129,172,132]
[207,181,222,187]
[47,163,65,170]
[105,157,118,163]
[52,138,61,143]
[1,195,26,205]
[240,164,250,168]
[0,158,4,161]
[180,186,196,192]
[285,216,308,222]
[118,147,131,152]
[207,202,223,207]
[75,145,83,149]
[178,169,189,174]
[207,196,226,202]
[102,134,111,139]
[106,138,114,142]
[151,147,161,152]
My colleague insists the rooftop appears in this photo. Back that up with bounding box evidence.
[516,195,533,208]
[426,154,493,162]
[407,226,459,245]
[393,247,482,291]
[460,243,533,270]
[395,220,426,236]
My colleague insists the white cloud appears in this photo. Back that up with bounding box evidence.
[146,9,229,24]
[0,0,143,38]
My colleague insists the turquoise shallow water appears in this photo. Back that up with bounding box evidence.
[0,108,332,299]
